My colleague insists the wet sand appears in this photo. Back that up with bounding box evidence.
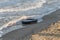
[1,9,60,40]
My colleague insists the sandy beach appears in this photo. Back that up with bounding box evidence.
[1,9,60,40]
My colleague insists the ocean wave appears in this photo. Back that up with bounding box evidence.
[0,0,46,12]
[0,0,59,13]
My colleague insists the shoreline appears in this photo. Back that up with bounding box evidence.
[0,7,58,37]
[1,9,60,40]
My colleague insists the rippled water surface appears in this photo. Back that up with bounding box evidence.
[0,0,60,28]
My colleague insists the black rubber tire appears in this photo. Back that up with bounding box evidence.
[21,18,37,24]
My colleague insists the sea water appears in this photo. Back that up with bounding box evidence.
[0,0,60,37]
